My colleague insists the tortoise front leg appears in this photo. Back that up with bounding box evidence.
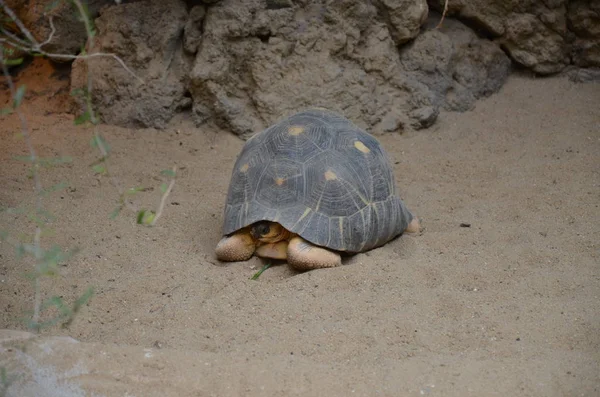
[215,229,256,262]
[287,236,341,271]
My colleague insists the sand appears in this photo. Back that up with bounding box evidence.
[0,62,599,396]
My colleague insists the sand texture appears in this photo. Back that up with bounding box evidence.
[0,70,599,396]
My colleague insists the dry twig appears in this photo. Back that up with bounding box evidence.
[0,1,144,83]
[435,0,450,29]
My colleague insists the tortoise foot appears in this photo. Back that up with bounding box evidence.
[215,230,256,262]
[287,237,341,271]
[405,217,421,233]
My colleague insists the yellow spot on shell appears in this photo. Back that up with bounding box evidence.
[239,163,249,173]
[354,141,370,153]
[324,170,337,181]
[288,125,305,136]
[275,177,285,186]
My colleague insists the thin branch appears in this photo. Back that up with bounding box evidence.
[0,37,144,84]
[66,0,137,212]
[0,26,31,47]
[0,45,43,326]
[435,0,450,29]
[0,1,144,84]
[0,0,38,45]
[2,0,169,227]
[39,15,57,47]
[150,167,177,226]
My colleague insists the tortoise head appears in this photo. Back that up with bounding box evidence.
[251,221,289,243]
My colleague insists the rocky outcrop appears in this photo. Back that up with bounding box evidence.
[427,0,600,74]
[567,0,600,68]
[70,0,193,129]
[187,0,509,137]
[5,0,594,134]
[188,0,431,137]
[400,15,511,114]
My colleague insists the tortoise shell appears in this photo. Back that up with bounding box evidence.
[221,108,415,253]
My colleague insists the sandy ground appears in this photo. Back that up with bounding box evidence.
[0,60,599,396]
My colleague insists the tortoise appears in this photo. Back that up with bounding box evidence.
[215,108,420,271]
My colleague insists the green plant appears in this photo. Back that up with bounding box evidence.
[0,366,17,397]
[0,0,177,334]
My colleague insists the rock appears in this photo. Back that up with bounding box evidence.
[427,0,511,37]
[567,0,600,68]
[410,106,439,129]
[427,0,600,74]
[501,12,569,74]
[4,0,114,56]
[70,0,193,129]
[564,66,600,83]
[188,2,515,138]
[427,0,571,74]
[183,5,206,55]
[266,0,294,9]
[189,0,435,138]
[377,0,429,45]
[400,16,511,113]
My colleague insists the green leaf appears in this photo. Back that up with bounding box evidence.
[27,208,55,227]
[137,209,146,224]
[13,155,35,163]
[0,365,17,389]
[45,156,72,166]
[137,209,155,225]
[74,111,91,125]
[90,135,110,153]
[92,164,106,174]
[159,183,168,194]
[70,87,87,97]
[43,296,67,312]
[48,156,72,166]
[160,168,176,178]
[60,287,95,329]
[13,85,26,108]
[109,205,122,219]
[27,213,45,228]
[3,57,24,66]
[251,262,272,280]
[35,245,80,277]
[15,244,26,259]
[40,182,68,197]
[145,212,156,224]
[4,206,25,215]
[3,46,15,56]
[72,287,94,313]
[37,156,73,168]
[36,208,57,222]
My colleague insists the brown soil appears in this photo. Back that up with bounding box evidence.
[0,60,599,396]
